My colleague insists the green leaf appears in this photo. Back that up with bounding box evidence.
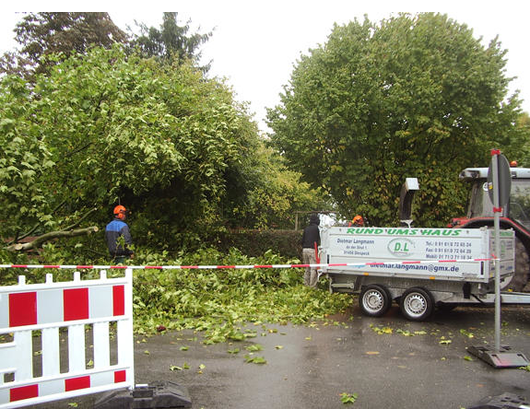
[246,344,263,352]
[340,392,358,404]
[244,355,267,364]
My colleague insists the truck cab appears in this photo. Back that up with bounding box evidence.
[451,166,530,291]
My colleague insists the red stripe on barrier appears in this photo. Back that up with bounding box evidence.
[63,288,89,321]
[144,266,163,269]
[9,292,37,327]
[65,376,91,392]
[180,266,199,269]
[76,265,95,269]
[113,285,125,316]
[254,265,273,268]
[10,265,28,268]
[10,384,39,402]
[114,370,127,383]
[216,265,236,269]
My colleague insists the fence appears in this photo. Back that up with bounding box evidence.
[0,269,134,408]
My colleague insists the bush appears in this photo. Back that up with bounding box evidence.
[216,229,303,258]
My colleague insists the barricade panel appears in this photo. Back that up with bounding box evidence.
[0,269,134,409]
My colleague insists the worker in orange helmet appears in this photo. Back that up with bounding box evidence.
[348,215,364,227]
[105,205,134,263]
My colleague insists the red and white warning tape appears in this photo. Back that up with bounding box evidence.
[0,258,493,271]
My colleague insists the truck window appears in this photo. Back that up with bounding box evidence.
[468,181,493,218]
[509,180,530,228]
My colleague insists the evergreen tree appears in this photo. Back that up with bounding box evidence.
[130,12,211,70]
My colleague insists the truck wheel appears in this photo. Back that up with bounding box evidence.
[359,285,392,317]
[400,287,434,321]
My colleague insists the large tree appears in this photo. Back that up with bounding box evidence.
[0,12,128,78]
[0,45,242,247]
[0,45,323,257]
[267,13,528,226]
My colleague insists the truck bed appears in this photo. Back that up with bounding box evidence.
[320,226,515,284]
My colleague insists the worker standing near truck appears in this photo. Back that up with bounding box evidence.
[302,214,321,288]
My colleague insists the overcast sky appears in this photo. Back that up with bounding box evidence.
[2,1,529,133]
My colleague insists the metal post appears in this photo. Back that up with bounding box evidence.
[491,153,501,352]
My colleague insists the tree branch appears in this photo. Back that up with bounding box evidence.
[5,226,99,252]
[9,200,67,245]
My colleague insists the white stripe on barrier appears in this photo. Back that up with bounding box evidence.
[0,270,134,409]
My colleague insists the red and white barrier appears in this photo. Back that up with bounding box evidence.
[0,270,134,408]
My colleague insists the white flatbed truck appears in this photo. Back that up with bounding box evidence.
[319,226,530,321]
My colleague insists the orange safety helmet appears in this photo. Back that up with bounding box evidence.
[113,205,128,220]
[352,215,364,226]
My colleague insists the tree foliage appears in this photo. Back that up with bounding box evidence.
[130,12,211,69]
[223,142,328,230]
[267,13,529,226]
[0,12,128,78]
[0,77,55,241]
[0,46,228,243]
[0,44,323,256]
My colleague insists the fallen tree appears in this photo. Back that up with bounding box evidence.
[5,226,99,252]
[4,207,99,253]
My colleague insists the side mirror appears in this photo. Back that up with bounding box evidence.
[399,178,419,228]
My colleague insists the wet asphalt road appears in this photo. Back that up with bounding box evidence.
[31,303,530,409]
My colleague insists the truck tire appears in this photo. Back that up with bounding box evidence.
[399,287,434,321]
[500,237,529,292]
[359,284,392,317]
